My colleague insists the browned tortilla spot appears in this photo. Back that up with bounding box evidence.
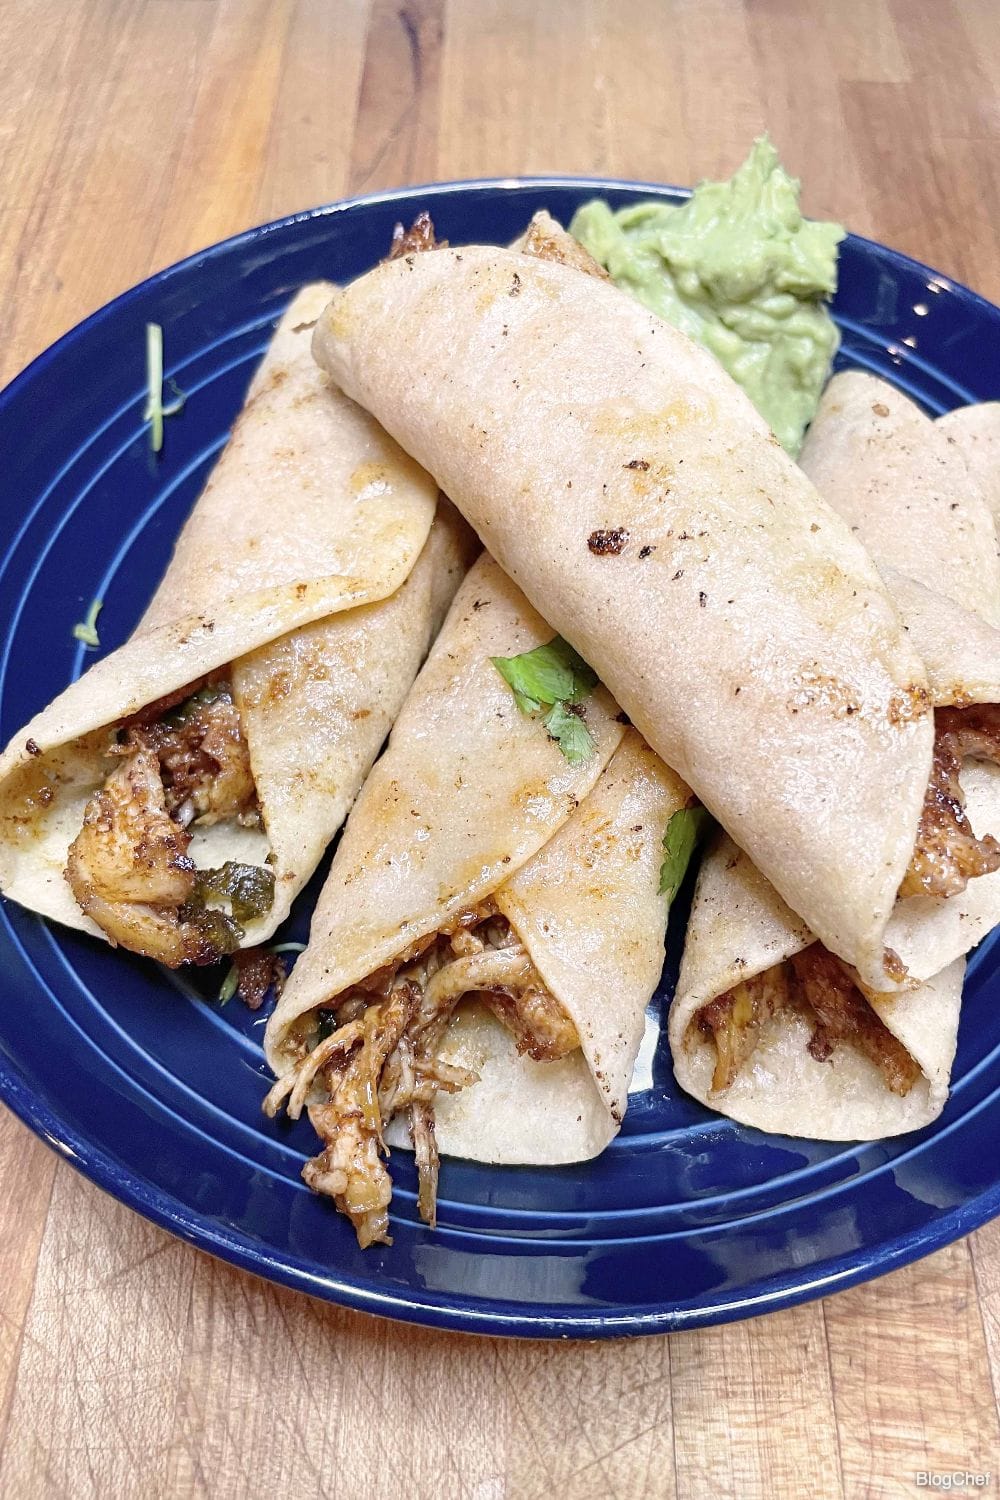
[587,528,629,556]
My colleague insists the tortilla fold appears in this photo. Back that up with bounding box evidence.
[938,401,1000,528]
[311,242,935,992]
[0,286,473,950]
[799,370,1000,628]
[265,554,688,1165]
[800,372,1000,984]
[392,728,687,1162]
[669,833,963,1139]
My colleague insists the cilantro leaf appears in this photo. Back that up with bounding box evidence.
[659,804,712,899]
[491,637,597,710]
[491,636,599,765]
[543,700,597,766]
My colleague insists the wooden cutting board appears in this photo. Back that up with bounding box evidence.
[1,2,1000,1495]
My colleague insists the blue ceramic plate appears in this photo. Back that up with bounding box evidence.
[2,179,999,1339]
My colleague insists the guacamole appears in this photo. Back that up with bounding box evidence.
[569,138,844,453]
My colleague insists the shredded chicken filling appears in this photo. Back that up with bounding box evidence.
[65,677,272,967]
[263,903,580,1248]
[229,946,287,1012]
[696,941,920,1097]
[517,213,610,279]
[386,210,447,260]
[901,703,1000,900]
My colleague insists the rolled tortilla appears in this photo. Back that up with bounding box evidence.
[669,832,962,1139]
[311,239,935,993]
[879,567,1000,710]
[799,370,1000,628]
[938,401,1000,528]
[264,553,690,1243]
[0,286,474,960]
[392,728,687,1163]
[800,372,1000,984]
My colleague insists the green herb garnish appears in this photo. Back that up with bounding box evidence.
[72,598,103,648]
[492,636,597,712]
[539,700,596,767]
[659,804,712,899]
[217,965,240,1005]
[144,322,186,454]
[491,636,599,764]
[196,862,276,925]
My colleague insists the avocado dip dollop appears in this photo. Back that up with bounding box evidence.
[569,138,845,453]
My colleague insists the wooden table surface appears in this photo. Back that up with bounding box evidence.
[3,2,1000,1495]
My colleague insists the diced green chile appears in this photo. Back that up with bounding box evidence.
[180,903,244,955]
[315,1009,339,1043]
[164,681,230,727]
[196,862,276,924]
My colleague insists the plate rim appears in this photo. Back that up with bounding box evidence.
[2,175,999,1340]
[1,1012,996,1339]
[3,172,999,429]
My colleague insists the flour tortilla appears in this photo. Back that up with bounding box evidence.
[266,554,689,1161]
[669,832,963,1139]
[938,401,1000,528]
[670,379,1000,1137]
[0,286,472,947]
[800,372,1000,984]
[312,243,933,992]
[799,371,1000,628]
[879,567,1000,709]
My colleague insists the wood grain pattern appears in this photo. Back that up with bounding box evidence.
[825,1243,1000,1497]
[2,1,1000,1495]
[670,1304,843,1496]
